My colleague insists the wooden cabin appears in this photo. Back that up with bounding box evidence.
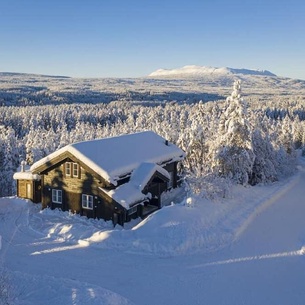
[14,131,185,226]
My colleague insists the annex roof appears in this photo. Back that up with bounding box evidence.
[13,163,41,181]
[101,162,170,209]
[13,171,41,181]
[30,131,185,185]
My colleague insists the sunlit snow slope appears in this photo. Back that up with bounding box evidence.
[1,161,305,305]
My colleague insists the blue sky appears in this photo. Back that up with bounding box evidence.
[1,0,305,79]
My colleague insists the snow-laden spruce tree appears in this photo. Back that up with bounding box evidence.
[251,127,278,184]
[275,115,297,176]
[214,80,255,185]
[0,126,20,197]
[180,102,210,177]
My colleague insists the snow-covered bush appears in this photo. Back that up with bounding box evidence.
[186,173,232,200]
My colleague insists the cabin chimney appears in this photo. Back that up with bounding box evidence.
[20,160,26,172]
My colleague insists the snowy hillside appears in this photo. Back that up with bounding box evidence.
[1,160,305,305]
[148,65,276,78]
[1,69,305,106]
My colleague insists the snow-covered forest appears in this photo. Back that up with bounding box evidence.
[1,76,305,198]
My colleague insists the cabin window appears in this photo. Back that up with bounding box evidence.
[52,189,62,204]
[128,205,138,215]
[72,163,79,177]
[82,194,93,209]
[66,162,71,176]
[66,162,79,177]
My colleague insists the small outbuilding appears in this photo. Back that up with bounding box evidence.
[14,131,185,225]
[13,161,41,203]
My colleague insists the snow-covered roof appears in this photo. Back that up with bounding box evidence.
[100,162,170,209]
[13,171,41,181]
[129,162,170,189]
[31,131,185,185]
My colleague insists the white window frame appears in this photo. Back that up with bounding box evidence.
[72,163,79,177]
[52,189,62,204]
[82,194,93,210]
[66,162,71,176]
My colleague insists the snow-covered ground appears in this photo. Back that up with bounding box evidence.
[1,161,305,304]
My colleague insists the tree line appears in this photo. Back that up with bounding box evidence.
[0,81,304,198]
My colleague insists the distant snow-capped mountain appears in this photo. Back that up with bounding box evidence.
[148,65,276,78]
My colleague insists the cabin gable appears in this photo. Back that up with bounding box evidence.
[41,157,121,220]
[32,151,110,187]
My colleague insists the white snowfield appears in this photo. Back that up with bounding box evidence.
[148,65,276,78]
[1,161,305,304]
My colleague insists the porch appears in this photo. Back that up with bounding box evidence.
[141,204,159,217]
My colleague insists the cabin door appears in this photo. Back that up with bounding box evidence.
[26,183,32,199]
[147,183,161,208]
[113,213,118,226]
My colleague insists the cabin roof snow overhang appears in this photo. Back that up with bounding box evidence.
[13,171,41,181]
